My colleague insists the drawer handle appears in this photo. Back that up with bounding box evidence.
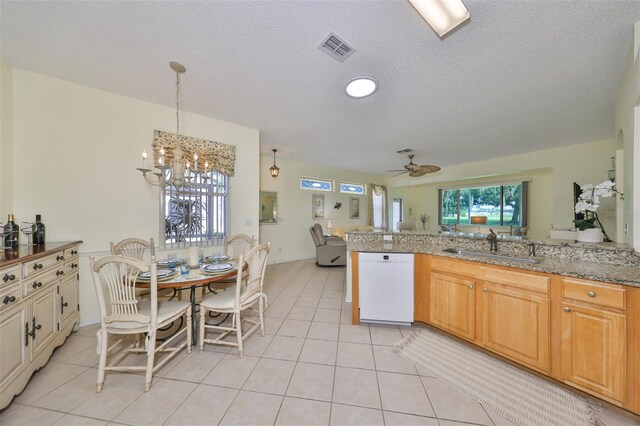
[2,273,15,283]
[467,284,474,289]
[56,270,64,277]
[71,263,78,268]
[2,295,16,304]
[482,287,488,293]
[33,263,43,270]
[71,249,78,255]
[32,281,43,289]
[56,255,64,261]
[587,291,596,298]
[563,306,571,313]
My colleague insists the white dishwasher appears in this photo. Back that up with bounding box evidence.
[358,252,414,325]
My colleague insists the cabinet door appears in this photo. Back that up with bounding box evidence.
[0,301,29,389]
[60,275,78,330]
[31,286,58,360]
[481,282,550,373]
[561,303,626,405]
[429,272,475,340]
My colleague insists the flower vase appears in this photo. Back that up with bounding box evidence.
[576,228,603,243]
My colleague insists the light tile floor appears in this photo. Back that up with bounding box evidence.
[1,259,639,426]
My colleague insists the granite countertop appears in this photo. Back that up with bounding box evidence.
[0,241,83,269]
[347,239,640,288]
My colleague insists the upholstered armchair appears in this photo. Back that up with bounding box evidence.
[309,223,346,266]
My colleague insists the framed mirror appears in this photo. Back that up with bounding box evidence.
[259,191,278,224]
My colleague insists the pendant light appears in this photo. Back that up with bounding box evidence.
[270,149,280,178]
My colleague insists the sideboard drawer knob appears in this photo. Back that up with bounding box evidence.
[587,291,596,298]
[563,306,571,313]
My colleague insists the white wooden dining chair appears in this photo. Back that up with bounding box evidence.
[224,234,255,260]
[110,237,155,261]
[199,243,270,357]
[90,255,191,392]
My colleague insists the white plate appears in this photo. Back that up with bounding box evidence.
[157,258,185,267]
[138,269,176,281]
[202,263,233,273]
[204,254,230,263]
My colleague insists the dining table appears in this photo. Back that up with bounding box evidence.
[135,261,244,346]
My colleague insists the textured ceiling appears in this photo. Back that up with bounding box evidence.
[1,0,638,175]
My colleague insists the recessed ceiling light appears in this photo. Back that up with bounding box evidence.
[345,76,378,99]
[409,0,470,38]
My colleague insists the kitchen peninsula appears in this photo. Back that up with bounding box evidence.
[347,231,640,415]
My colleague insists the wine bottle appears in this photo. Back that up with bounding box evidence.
[4,214,19,249]
[32,214,46,245]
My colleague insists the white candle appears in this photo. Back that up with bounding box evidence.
[205,161,209,173]
[188,247,199,268]
[142,150,147,168]
[194,153,198,170]
[159,147,165,166]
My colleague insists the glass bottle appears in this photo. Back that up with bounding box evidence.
[4,214,19,249]
[32,214,46,245]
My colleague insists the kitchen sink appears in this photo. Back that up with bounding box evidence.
[442,248,539,264]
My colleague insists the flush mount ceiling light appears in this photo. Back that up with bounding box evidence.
[408,0,470,38]
[345,76,378,99]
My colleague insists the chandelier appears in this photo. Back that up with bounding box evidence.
[137,62,209,187]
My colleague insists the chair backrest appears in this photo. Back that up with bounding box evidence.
[224,234,254,260]
[235,243,270,310]
[90,255,158,329]
[309,223,326,247]
[398,221,417,231]
[110,238,155,262]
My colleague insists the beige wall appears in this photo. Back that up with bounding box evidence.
[614,26,640,249]
[0,61,13,216]
[5,67,260,325]
[390,169,553,240]
[386,139,619,241]
[259,155,379,264]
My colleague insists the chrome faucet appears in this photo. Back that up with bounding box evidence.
[487,228,498,253]
[527,241,536,257]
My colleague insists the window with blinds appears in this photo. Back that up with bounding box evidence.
[161,171,228,247]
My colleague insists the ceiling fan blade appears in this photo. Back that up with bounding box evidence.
[417,165,441,173]
[392,171,409,177]
[386,169,406,172]
[409,170,427,177]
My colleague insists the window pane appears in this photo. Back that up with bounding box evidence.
[459,189,472,225]
[300,177,333,192]
[339,182,365,194]
[162,171,227,247]
[441,189,458,225]
[470,186,501,226]
[502,184,522,226]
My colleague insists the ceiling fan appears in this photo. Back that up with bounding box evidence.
[386,154,441,177]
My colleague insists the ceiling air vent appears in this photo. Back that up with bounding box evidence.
[318,32,356,63]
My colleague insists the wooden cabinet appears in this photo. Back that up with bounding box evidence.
[0,302,29,390]
[0,242,82,410]
[429,271,476,340]
[480,282,550,373]
[561,277,629,406]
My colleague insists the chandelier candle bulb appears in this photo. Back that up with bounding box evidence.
[188,246,199,268]
[142,150,147,168]
[194,153,198,170]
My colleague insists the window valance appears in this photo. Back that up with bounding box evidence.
[152,130,236,177]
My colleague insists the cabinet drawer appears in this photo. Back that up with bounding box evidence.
[562,278,626,310]
[22,251,64,278]
[64,246,79,260]
[431,256,480,278]
[23,267,63,297]
[479,267,550,294]
[65,260,80,274]
[0,285,21,312]
[0,265,20,289]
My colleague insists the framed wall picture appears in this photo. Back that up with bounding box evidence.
[350,197,360,219]
[312,194,325,220]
